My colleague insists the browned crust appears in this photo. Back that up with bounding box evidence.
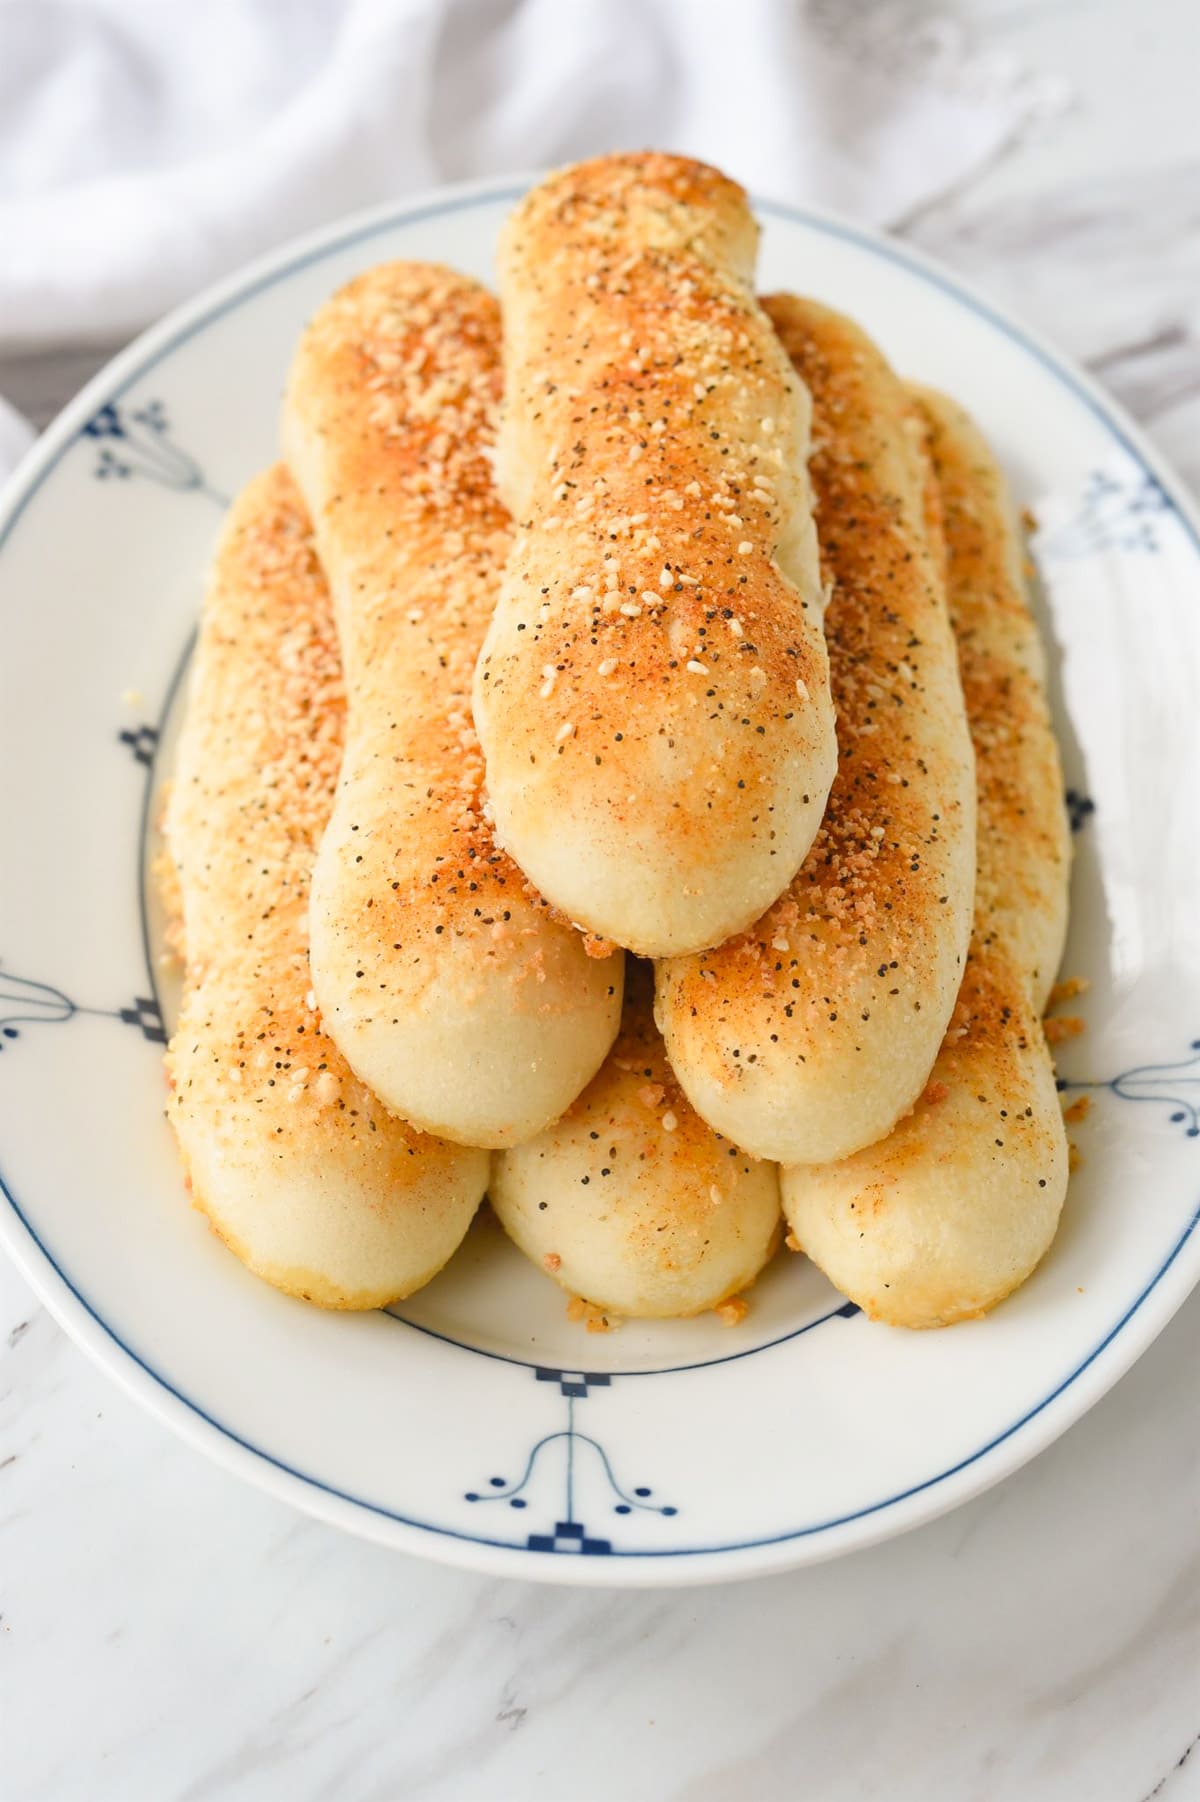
[660,298,971,1074]
[166,466,349,1000]
[286,265,547,966]
[475,154,836,950]
[914,387,1070,1006]
[164,467,475,1304]
[164,464,417,1136]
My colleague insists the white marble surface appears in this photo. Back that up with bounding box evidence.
[3,2,1199,1797]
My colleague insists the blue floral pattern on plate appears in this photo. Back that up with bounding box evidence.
[84,398,228,507]
[3,185,1198,1579]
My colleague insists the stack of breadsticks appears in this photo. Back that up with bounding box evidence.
[164,153,1070,1329]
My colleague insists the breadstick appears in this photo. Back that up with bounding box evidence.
[914,391,1070,1008]
[781,390,1070,1327]
[657,298,976,1164]
[491,962,781,1319]
[165,468,488,1307]
[283,264,622,1149]
[474,154,836,958]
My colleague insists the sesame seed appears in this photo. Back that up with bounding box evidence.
[554,720,575,743]
[662,1111,679,1132]
[686,659,708,675]
[737,541,753,555]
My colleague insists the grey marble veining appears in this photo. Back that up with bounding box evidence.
[908,157,1200,481]
[2,1247,1197,1802]
[2,2,1200,1798]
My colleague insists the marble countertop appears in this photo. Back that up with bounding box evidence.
[2,2,1198,1797]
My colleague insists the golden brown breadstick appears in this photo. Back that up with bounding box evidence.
[474,154,836,958]
[657,298,976,1165]
[165,467,488,1307]
[283,264,622,1149]
[781,390,1070,1327]
[916,390,1069,1008]
[491,961,781,1319]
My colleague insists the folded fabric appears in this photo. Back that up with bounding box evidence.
[0,0,1065,349]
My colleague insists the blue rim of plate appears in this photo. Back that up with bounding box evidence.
[1,178,1198,1576]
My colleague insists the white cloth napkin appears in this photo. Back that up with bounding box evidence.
[0,0,1065,354]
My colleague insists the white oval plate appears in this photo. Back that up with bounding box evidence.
[1,178,1198,1587]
